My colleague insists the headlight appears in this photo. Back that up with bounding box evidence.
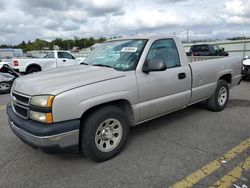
[30,95,54,108]
[30,95,54,124]
[29,110,53,124]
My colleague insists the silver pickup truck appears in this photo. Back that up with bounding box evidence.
[7,36,242,162]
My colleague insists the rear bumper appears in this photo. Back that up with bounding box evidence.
[7,103,80,153]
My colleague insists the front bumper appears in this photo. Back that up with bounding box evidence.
[242,67,250,76]
[242,70,250,76]
[7,103,80,153]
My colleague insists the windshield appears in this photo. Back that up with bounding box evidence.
[214,45,220,51]
[84,39,147,71]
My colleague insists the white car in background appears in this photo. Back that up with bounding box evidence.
[0,60,10,69]
[0,62,5,69]
[10,50,82,74]
[0,73,15,94]
[0,63,20,94]
[242,56,250,79]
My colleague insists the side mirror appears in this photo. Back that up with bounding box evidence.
[142,59,167,73]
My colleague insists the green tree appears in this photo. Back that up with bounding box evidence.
[0,37,107,52]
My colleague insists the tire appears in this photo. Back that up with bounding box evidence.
[206,80,229,112]
[27,66,41,74]
[80,106,130,162]
[0,81,11,94]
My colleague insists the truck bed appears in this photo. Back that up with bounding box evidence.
[188,56,242,104]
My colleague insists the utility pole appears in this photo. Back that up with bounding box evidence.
[243,36,246,58]
[186,29,189,45]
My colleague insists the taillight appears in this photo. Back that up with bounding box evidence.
[13,60,19,66]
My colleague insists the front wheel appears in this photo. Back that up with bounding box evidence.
[0,81,12,94]
[206,80,229,111]
[80,106,129,162]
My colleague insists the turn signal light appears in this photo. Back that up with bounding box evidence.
[46,113,53,124]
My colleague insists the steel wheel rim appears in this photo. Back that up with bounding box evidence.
[0,83,10,91]
[95,118,123,152]
[218,87,227,106]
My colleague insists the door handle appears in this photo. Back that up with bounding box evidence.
[178,73,186,80]
[63,59,66,62]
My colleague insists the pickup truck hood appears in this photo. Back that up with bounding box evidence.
[12,65,126,95]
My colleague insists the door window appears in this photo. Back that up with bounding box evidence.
[58,52,75,59]
[213,45,220,54]
[146,39,180,68]
[191,45,199,52]
[44,52,55,58]
[200,45,209,52]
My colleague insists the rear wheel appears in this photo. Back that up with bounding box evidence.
[27,66,41,74]
[206,80,229,111]
[0,81,11,94]
[80,106,129,162]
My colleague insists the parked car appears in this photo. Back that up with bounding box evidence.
[0,64,20,94]
[242,56,250,79]
[0,48,23,59]
[7,36,241,162]
[187,44,229,56]
[10,50,82,74]
[0,73,15,94]
[0,61,9,69]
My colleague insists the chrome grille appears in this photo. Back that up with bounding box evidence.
[12,92,29,104]
[13,103,28,118]
[11,91,30,119]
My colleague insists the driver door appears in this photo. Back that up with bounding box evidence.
[136,39,192,121]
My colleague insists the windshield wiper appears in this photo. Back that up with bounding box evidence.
[92,64,113,68]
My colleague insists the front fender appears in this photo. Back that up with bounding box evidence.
[52,72,138,122]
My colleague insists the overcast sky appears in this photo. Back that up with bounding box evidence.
[0,0,250,44]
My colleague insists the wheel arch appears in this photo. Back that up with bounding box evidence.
[80,99,134,126]
[218,73,232,85]
[25,64,42,73]
[79,99,134,148]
